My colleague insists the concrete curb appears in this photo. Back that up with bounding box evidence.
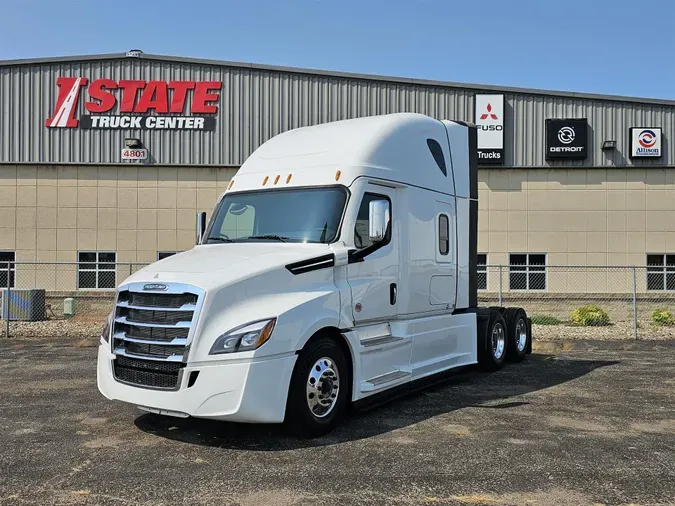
[532,338,675,352]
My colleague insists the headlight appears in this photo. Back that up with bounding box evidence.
[100,311,113,344]
[209,318,277,355]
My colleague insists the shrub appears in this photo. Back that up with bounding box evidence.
[570,305,610,326]
[531,315,562,326]
[652,309,675,326]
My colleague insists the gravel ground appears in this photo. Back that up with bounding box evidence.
[532,320,675,341]
[3,317,674,342]
[0,318,104,339]
[1,339,674,505]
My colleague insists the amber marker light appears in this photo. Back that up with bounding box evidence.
[335,170,341,181]
[262,176,269,185]
[286,173,292,183]
[274,175,280,184]
[227,180,235,190]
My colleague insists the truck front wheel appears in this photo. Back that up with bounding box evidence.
[284,336,348,438]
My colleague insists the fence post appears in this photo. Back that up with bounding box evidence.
[498,265,503,307]
[5,262,10,338]
[632,266,638,340]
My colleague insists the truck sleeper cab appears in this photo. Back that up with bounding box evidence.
[97,112,532,437]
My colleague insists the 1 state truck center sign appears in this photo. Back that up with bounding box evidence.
[474,93,505,165]
[45,77,222,131]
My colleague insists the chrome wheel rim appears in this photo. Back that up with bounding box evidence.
[492,323,505,360]
[516,318,528,352]
[306,357,340,418]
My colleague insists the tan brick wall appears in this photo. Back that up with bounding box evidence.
[478,168,675,267]
[1,164,674,293]
[0,164,236,266]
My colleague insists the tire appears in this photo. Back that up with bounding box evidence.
[284,335,349,438]
[478,309,508,371]
[504,308,530,362]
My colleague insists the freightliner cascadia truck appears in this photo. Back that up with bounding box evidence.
[97,112,532,437]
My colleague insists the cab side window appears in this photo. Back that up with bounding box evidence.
[354,193,391,249]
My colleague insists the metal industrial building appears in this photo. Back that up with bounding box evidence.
[0,50,674,293]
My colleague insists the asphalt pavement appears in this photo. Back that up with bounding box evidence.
[0,338,674,506]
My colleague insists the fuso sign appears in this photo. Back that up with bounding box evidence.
[45,78,222,131]
[474,94,505,165]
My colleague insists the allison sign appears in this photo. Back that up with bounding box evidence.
[474,94,505,165]
[45,77,221,131]
[630,127,662,158]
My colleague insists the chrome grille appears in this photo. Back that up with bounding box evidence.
[120,325,187,342]
[126,308,194,325]
[121,292,197,308]
[113,356,182,390]
[112,283,203,390]
[123,341,184,358]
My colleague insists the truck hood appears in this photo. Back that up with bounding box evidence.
[123,243,333,290]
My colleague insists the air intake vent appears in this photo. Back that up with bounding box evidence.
[286,254,335,275]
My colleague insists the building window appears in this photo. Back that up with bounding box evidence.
[647,254,675,291]
[78,252,116,289]
[158,251,180,261]
[477,254,487,290]
[439,214,450,255]
[0,252,15,289]
[509,253,546,291]
[427,138,447,176]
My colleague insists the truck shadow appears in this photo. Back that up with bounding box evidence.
[134,354,619,450]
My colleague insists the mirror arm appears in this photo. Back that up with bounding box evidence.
[348,222,391,264]
[196,212,207,245]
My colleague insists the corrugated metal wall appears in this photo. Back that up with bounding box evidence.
[1,57,674,167]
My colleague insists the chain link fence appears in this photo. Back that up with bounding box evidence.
[479,265,675,341]
[1,262,674,340]
[0,261,148,339]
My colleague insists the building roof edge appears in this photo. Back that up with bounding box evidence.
[1,52,673,107]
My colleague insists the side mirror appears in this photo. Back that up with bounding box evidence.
[368,200,390,243]
[196,211,207,245]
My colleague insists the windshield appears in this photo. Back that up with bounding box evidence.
[204,186,348,244]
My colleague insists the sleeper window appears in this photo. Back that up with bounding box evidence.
[439,214,450,255]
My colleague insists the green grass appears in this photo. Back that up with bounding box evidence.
[652,309,675,326]
[570,305,610,326]
[531,315,563,326]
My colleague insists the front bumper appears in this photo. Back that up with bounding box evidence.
[96,345,297,423]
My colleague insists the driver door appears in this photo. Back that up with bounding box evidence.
[347,187,399,324]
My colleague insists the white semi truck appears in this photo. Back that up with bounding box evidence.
[97,112,532,437]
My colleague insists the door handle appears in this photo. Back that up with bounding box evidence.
[390,283,397,305]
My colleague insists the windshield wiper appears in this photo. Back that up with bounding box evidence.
[206,236,235,243]
[245,234,289,242]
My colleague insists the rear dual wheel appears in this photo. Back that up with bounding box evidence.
[504,308,529,362]
[479,310,508,371]
[479,307,530,371]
